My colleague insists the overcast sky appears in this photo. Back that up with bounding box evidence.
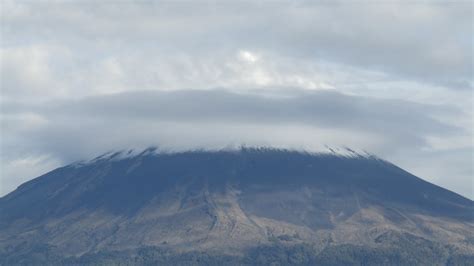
[0,1,472,198]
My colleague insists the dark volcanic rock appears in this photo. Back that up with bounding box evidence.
[0,148,473,265]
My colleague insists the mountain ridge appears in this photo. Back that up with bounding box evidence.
[1,148,473,265]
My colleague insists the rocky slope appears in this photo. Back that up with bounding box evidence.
[0,148,473,265]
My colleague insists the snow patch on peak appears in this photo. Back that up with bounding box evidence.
[322,145,374,158]
[69,148,155,167]
[69,145,378,168]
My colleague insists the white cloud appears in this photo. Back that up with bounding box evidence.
[0,154,61,196]
[238,50,259,64]
[1,46,54,98]
[0,1,472,199]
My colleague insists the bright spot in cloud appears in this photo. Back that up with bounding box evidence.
[238,50,259,63]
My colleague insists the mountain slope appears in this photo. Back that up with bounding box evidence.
[0,148,473,265]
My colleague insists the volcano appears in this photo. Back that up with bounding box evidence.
[0,148,472,265]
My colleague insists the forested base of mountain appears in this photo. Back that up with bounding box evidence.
[1,241,472,266]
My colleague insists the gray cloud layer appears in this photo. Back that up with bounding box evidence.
[1,1,472,198]
[2,89,471,197]
[43,90,458,138]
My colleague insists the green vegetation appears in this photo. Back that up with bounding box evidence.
[2,239,472,266]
